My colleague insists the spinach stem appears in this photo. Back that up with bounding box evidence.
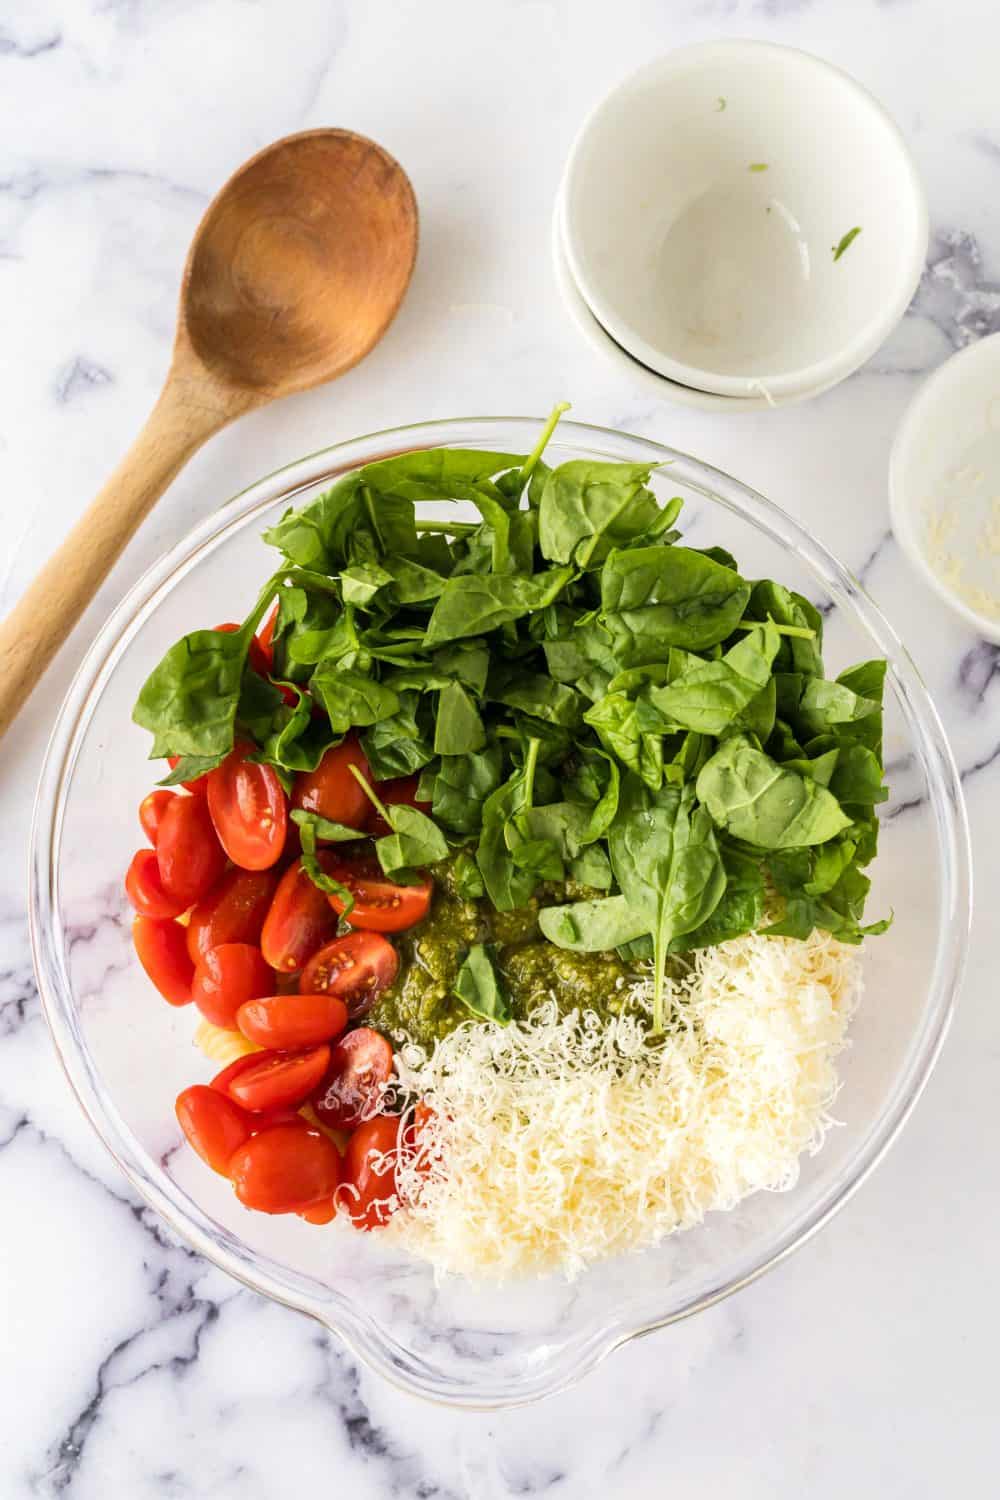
[517,402,570,491]
[348,763,391,823]
[413,519,479,534]
[522,737,541,809]
[733,620,815,639]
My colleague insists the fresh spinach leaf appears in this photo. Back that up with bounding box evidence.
[696,735,853,847]
[360,690,435,777]
[648,621,780,735]
[453,943,510,1024]
[538,893,649,952]
[133,577,278,759]
[434,681,486,754]
[424,568,575,647]
[538,460,661,566]
[431,747,505,835]
[340,562,394,609]
[608,775,726,1028]
[290,809,368,843]
[599,546,751,659]
[452,851,486,900]
[295,822,355,918]
[569,844,614,889]
[348,767,449,875]
[487,667,586,728]
[309,664,399,736]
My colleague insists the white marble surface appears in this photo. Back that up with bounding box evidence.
[1,0,998,1492]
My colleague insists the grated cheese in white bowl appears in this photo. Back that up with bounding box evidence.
[387,927,862,1280]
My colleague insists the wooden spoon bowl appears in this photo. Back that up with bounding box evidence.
[184,130,417,394]
[0,129,417,741]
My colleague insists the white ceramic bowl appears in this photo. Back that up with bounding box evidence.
[552,192,841,412]
[890,334,1000,643]
[562,41,928,400]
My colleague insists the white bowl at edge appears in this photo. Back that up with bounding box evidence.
[890,333,1000,644]
[562,40,928,401]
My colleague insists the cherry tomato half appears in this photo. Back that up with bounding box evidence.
[191,943,274,1029]
[257,602,279,671]
[400,1101,437,1183]
[139,789,174,846]
[208,1056,304,1130]
[367,775,431,838]
[325,854,432,934]
[236,992,348,1050]
[207,743,288,871]
[260,858,338,973]
[229,1123,342,1214]
[176,1084,253,1173]
[292,739,371,830]
[125,849,186,920]
[156,793,227,908]
[133,916,194,1005]
[312,1028,393,1131]
[186,867,279,966]
[298,931,398,1020]
[298,1198,338,1225]
[341,1114,401,1230]
[223,1046,330,1113]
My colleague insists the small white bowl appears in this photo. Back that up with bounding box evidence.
[890,334,1000,642]
[562,41,928,401]
[552,193,842,412]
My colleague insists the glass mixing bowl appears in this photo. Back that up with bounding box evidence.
[30,418,971,1407]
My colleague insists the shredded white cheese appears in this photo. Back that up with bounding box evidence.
[387,928,862,1280]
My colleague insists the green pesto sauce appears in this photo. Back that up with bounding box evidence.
[369,855,638,1050]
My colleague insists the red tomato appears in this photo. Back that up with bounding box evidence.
[298,931,398,1019]
[312,1028,393,1130]
[258,602,279,671]
[156,794,226,908]
[230,1123,342,1214]
[298,1198,337,1225]
[224,1046,330,1113]
[400,1101,437,1182]
[166,756,209,796]
[325,854,432,934]
[139,789,174,846]
[292,739,371,829]
[210,1053,262,1096]
[260,858,338,973]
[207,743,288,871]
[367,775,431,838]
[186,867,279,966]
[237,992,348,1049]
[133,917,194,1005]
[213,621,270,677]
[208,1055,302,1127]
[341,1114,401,1230]
[190,943,274,1029]
[125,849,186,920]
[176,1084,253,1173]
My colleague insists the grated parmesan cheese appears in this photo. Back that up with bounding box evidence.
[386,928,862,1280]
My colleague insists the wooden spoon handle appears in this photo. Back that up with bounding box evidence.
[0,377,234,742]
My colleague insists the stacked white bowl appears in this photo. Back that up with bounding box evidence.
[554,42,928,412]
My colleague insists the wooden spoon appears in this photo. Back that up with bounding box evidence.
[0,128,417,740]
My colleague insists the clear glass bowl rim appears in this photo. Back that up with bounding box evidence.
[30,415,973,1408]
